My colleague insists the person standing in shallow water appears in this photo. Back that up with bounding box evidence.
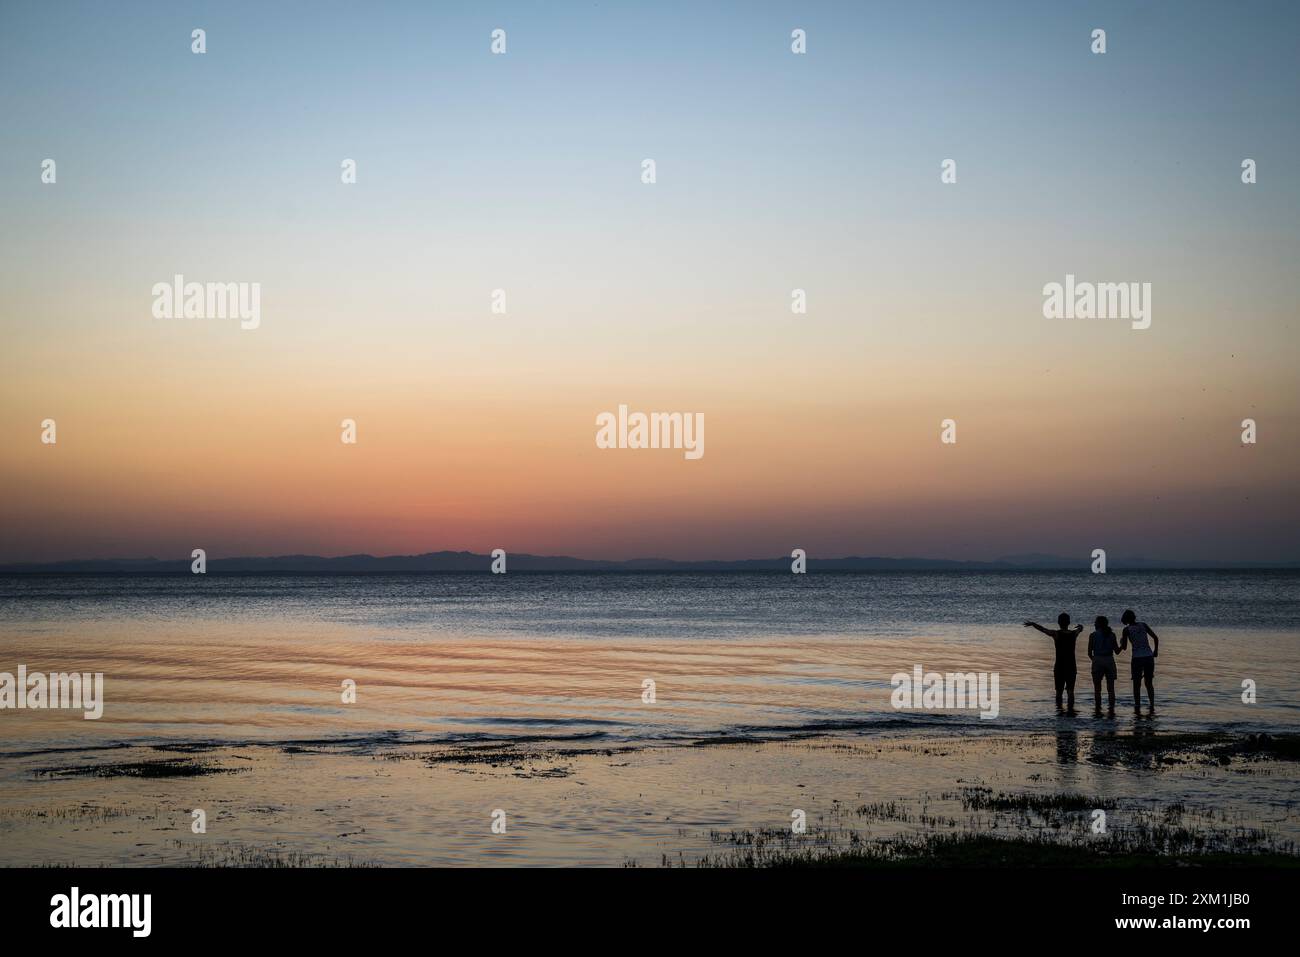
[1119,608,1160,714]
[1024,613,1083,711]
[1088,615,1121,715]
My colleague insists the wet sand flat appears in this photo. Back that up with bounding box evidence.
[2,729,1297,867]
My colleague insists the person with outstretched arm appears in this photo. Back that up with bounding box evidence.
[1087,615,1121,716]
[1119,608,1160,714]
[1025,613,1083,711]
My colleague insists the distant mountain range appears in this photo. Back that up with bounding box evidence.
[1,551,1296,574]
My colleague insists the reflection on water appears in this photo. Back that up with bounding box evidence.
[1,572,1297,752]
[1054,723,1079,764]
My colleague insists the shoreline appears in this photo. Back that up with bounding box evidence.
[3,728,1297,868]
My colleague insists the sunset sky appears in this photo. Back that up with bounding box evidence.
[2,1,1297,563]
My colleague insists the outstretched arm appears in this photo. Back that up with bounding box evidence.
[1024,621,1051,636]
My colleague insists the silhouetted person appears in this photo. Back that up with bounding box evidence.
[1119,608,1160,714]
[1087,615,1120,715]
[1025,613,1083,711]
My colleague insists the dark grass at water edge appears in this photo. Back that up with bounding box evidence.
[677,834,1300,869]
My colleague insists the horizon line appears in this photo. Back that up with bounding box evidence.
[3,549,1299,572]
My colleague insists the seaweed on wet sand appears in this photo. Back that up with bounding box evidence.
[33,758,242,779]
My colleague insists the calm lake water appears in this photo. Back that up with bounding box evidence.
[2,572,1298,753]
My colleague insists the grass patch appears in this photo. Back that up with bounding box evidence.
[173,842,379,868]
[956,789,1116,813]
[693,831,1300,869]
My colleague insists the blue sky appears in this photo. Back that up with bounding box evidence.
[1,1,1297,561]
